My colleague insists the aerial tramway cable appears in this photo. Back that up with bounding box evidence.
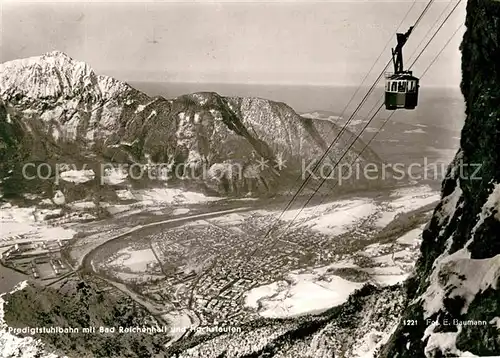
[350,1,459,126]
[317,19,461,206]
[260,1,425,239]
[407,0,455,64]
[257,0,436,244]
[419,22,464,79]
[408,0,463,69]
[272,1,464,242]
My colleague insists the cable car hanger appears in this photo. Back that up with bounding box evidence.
[385,26,420,110]
[392,26,413,74]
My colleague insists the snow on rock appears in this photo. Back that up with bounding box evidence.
[146,110,157,120]
[422,250,500,318]
[490,317,500,329]
[191,93,209,106]
[115,189,136,201]
[0,51,127,102]
[470,182,500,241]
[209,109,222,121]
[52,190,65,205]
[60,169,95,184]
[352,325,398,358]
[133,99,157,114]
[420,183,500,330]
[424,330,463,357]
[436,179,463,227]
[102,167,128,185]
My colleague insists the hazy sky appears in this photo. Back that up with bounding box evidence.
[0,0,466,87]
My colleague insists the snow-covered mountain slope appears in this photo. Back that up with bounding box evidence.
[0,52,387,200]
[0,51,130,103]
[378,0,500,356]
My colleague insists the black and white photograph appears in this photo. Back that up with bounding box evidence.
[0,0,499,357]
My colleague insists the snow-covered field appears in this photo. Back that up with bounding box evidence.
[132,187,219,206]
[243,229,420,319]
[109,248,158,272]
[243,186,437,319]
[255,185,439,237]
[162,310,195,345]
[403,128,426,134]
[105,187,220,216]
[0,186,219,248]
[78,184,436,321]
[376,185,440,227]
[0,203,75,246]
[260,199,379,236]
[102,167,128,185]
[245,270,365,318]
[60,169,95,184]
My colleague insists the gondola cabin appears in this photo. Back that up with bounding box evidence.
[385,71,419,110]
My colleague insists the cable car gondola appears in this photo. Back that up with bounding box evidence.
[385,26,419,110]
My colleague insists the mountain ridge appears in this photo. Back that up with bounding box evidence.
[0,51,388,201]
[0,51,132,103]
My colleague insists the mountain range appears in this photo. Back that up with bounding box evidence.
[0,51,387,204]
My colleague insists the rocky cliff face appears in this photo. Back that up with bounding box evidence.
[0,52,385,200]
[379,0,500,356]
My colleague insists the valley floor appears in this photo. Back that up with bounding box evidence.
[0,183,440,357]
